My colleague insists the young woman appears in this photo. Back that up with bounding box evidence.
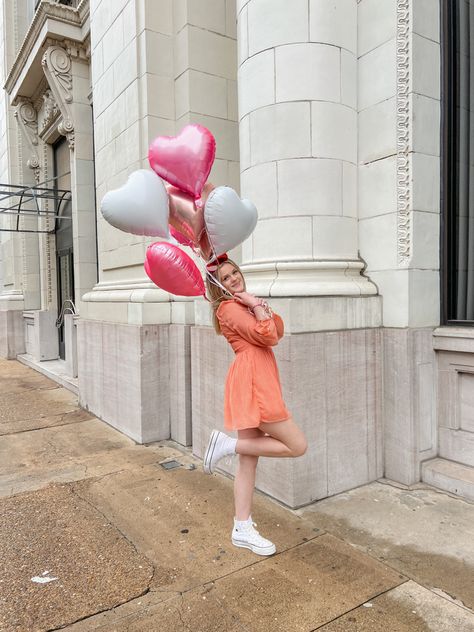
[203,255,308,556]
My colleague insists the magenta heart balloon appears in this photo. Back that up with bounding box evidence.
[148,124,216,201]
[144,242,205,297]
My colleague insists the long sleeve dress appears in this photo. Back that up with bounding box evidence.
[216,299,290,431]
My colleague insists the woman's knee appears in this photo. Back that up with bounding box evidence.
[290,438,308,457]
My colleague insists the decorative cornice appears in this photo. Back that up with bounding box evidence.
[14,99,41,182]
[396,0,411,266]
[4,0,89,95]
[41,45,75,149]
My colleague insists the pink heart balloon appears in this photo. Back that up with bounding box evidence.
[148,124,216,201]
[144,242,205,297]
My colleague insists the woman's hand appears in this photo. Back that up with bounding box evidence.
[234,291,260,309]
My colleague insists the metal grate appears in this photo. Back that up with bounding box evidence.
[0,175,71,234]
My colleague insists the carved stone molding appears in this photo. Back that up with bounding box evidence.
[41,89,61,135]
[14,99,40,182]
[396,0,411,266]
[5,0,90,96]
[41,45,75,149]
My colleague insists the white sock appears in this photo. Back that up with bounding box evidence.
[222,435,237,455]
[234,515,253,529]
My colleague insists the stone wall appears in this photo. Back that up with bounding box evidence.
[191,325,383,508]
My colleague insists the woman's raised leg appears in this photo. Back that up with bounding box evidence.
[235,418,307,458]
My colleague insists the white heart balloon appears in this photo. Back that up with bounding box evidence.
[100,169,169,237]
[204,186,258,256]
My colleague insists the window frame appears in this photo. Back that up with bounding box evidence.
[440,0,474,326]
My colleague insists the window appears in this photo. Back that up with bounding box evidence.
[441,0,474,324]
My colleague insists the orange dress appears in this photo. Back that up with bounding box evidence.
[216,299,290,431]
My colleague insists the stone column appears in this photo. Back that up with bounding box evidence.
[237,0,376,299]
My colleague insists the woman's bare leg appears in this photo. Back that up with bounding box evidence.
[235,418,307,458]
[234,428,262,521]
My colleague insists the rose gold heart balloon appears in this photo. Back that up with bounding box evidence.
[167,181,214,259]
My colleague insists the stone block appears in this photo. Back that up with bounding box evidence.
[169,324,192,446]
[77,320,171,444]
[358,0,396,57]
[412,153,440,213]
[358,97,396,164]
[143,74,175,119]
[342,162,357,218]
[312,216,358,259]
[240,162,278,219]
[227,79,238,121]
[311,102,357,163]
[0,310,25,359]
[143,0,173,36]
[422,458,474,503]
[186,0,227,35]
[237,4,248,66]
[238,49,275,118]
[359,213,398,270]
[140,30,174,78]
[410,211,440,269]
[64,315,78,378]
[278,158,342,216]
[370,269,409,327]
[186,70,228,119]
[187,26,237,80]
[340,49,357,108]
[113,40,139,98]
[253,216,313,263]
[226,0,237,37]
[412,33,440,100]
[310,0,357,54]
[412,94,440,156]
[408,270,440,328]
[122,0,138,44]
[250,102,311,164]
[358,39,396,111]
[247,0,308,57]
[413,0,440,43]
[275,43,340,104]
[359,155,397,219]
[382,328,436,484]
[102,11,124,72]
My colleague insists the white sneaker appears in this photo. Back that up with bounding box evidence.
[203,430,236,474]
[232,520,276,556]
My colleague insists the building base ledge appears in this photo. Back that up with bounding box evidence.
[17,353,78,396]
[422,457,474,504]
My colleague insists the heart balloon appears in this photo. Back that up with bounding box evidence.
[148,124,216,201]
[204,186,258,257]
[144,242,205,297]
[169,226,194,248]
[100,170,169,237]
[167,181,214,259]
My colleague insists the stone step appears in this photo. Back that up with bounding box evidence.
[421,457,474,503]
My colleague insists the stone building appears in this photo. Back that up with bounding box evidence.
[0,0,472,507]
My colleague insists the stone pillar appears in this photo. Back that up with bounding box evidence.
[238,0,376,298]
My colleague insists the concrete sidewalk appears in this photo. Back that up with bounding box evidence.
[1,358,473,632]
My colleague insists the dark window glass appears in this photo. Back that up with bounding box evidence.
[442,0,474,324]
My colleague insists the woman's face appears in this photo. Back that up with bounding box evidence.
[219,262,245,294]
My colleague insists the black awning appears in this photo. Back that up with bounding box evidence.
[0,175,71,234]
